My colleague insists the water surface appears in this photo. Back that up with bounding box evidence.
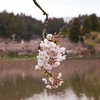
[0,59,100,100]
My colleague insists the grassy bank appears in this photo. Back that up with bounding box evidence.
[0,54,37,60]
[66,53,100,59]
[0,53,100,60]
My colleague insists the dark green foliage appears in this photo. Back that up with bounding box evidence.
[61,23,68,37]
[69,18,80,43]
[47,18,65,34]
[68,14,87,28]
[89,14,100,32]
[68,14,100,32]
[0,11,64,41]
[78,14,88,25]
[81,16,92,35]
[0,11,8,37]
[68,14,100,42]
[0,11,32,40]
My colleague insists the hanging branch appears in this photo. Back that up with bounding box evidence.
[33,1,65,89]
[33,0,48,40]
[33,0,52,77]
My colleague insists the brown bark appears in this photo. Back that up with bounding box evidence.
[33,0,48,40]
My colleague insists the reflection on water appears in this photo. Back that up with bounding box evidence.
[23,88,94,100]
[23,88,77,100]
[0,60,100,100]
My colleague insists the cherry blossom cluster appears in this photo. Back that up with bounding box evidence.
[42,72,63,89]
[35,33,66,89]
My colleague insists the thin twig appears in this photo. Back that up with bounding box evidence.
[45,69,52,77]
[33,0,49,39]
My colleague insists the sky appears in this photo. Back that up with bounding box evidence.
[0,0,100,22]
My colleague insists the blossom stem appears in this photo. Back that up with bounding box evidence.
[44,69,52,77]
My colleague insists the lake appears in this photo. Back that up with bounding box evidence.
[0,59,100,100]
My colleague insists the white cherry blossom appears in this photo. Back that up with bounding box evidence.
[59,47,66,53]
[59,81,63,86]
[43,62,52,70]
[46,85,52,89]
[35,65,40,70]
[53,62,60,68]
[46,34,53,40]
[55,54,66,62]
[49,77,54,85]
[57,72,62,79]
[42,78,48,84]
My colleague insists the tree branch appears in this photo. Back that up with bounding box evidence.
[33,0,48,16]
[33,0,49,40]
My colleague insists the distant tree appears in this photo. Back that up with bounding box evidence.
[61,23,68,37]
[0,10,9,37]
[34,20,43,36]
[78,14,88,25]
[81,16,92,35]
[0,16,6,37]
[47,18,65,34]
[26,20,34,39]
[5,13,26,40]
[68,14,87,28]
[89,14,100,32]
[69,18,80,43]
[84,31,100,56]
[85,39,96,56]
[95,34,100,43]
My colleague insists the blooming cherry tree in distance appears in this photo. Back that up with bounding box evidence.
[33,0,66,89]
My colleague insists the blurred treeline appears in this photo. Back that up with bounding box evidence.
[1,10,100,43]
[0,10,65,41]
[68,14,100,43]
